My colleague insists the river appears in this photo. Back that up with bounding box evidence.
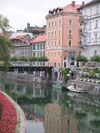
[0,78,100,133]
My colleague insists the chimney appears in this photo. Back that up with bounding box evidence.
[72,1,75,7]
[82,2,84,6]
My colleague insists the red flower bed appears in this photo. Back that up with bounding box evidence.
[0,104,2,122]
[0,92,17,133]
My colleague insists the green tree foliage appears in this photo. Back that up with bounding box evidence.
[75,112,87,121]
[59,67,70,83]
[10,56,18,61]
[0,14,13,72]
[28,56,37,66]
[24,28,27,32]
[90,55,100,62]
[18,56,28,61]
[0,14,11,34]
[75,55,88,62]
[90,120,100,128]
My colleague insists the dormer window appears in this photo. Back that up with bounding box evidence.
[50,13,51,15]
[57,9,59,13]
[54,10,55,14]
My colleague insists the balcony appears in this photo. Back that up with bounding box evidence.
[78,28,87,36]
[78,41,87,49]
[79,15,88,24]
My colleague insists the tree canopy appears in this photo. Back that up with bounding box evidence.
[90,55,100,62]
[0,14,14,70]
[75,55,88,62]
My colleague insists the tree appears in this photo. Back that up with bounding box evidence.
[28,56,37,66]
[10,56,18,63]
[18,56,28,61]
[75,55,88,62]
[0,14,14,71]
[24,28,27,32]
[90,55,100,62]
[41,56,49,66]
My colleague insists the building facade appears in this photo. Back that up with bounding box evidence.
[45,1,82,67]
[31,34,46,66]
[78,0,100,59]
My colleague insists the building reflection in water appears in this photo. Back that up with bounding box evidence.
[0,78,100,133]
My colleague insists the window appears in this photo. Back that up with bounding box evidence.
[48,52,49,57]
[96,6,98,14]
[40,44,42,49]
[79,51,81,55]
[33,44,35,49]
[52,22,53,27]
[95,34,97,41]
[94,50,97,55]
[58,62,60,67]
[37,44,39,49]
[55,52,56,57]
[58,51,60,57]
[48,31,50,37]
[51,40,53,48]
[69,29,72,35]
[48,41,50,48]
[43,44,45,49]
[51,30,53,37]
[90,8,92,15]
[48,23,50,28]
[37,53,39,57]
[59,20,61,25]
[43,53,45,56]
[40,53,42,56]
[54,62,56,67]
[69,40,72,46]
[51,52,52,57]
[69,19,72,25]
[55,29,56,36]
[33,53,35,56]
[55,21,56,26]
[48,62,49,66]
[54,40,56,47]
[89,22,91,29]
[59,29,60,36]
[95,20,98,28]
[58,40,60,47]
[89,35,91,42]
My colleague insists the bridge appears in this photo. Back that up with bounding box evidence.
[0,66,53,72]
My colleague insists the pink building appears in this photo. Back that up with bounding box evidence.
[45,1,83,67]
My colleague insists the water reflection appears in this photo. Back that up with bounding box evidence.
[0,78,100,133]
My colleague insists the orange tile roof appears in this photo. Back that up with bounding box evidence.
[62,4,81,13]
[0,32,12,38]
[15,34,27,39]
[46,2,81,18]
[31,34,46,43]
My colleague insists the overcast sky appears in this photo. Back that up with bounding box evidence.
[0,0,90,31]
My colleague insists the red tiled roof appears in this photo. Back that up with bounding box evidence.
[62,4,81,13]
[0,32,12,38]
[15,34,27,39]
[31,34,46,43]
[46,2,81,18]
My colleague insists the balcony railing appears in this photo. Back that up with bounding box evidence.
[78,28,87,36]
[78,41,87,48]
[79,15,88,24]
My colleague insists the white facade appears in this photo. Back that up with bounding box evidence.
[79,1,100,59]
[32,42,46,66]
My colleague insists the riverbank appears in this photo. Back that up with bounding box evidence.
[0,90,26,133]
[0,71,52,85]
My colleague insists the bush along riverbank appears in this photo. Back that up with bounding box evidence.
[0,91,20,133]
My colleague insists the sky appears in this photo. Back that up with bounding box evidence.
[0,0,90,31]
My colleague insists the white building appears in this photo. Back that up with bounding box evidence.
[31,34,46,66]
[78,0,100,59]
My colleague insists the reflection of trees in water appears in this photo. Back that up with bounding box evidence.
[90,120,100,128]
